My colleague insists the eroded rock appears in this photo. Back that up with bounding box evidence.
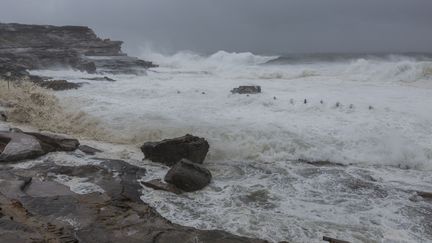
[141,134,209,166]
[164,159,212,192]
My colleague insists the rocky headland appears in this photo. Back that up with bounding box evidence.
[0,23,157,89]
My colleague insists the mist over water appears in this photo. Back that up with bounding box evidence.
[29,49,432,242]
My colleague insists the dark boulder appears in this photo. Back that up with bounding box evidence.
[164,159,212,192]
[141,134,209,166]
[231,86,261,94]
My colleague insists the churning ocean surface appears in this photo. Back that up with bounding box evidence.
[30,51,432,242]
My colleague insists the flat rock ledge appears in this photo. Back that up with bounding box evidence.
[0,130,79,162]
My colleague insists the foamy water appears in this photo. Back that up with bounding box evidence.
[29,51,432,242]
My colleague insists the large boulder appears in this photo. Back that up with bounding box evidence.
[141,134,209,166]
[0,131,46,162]
[231,86,261,94]
[164,159,212,192]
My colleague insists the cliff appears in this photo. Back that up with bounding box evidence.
[0,23,156,78]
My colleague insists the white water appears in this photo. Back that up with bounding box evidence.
[29,51,432,242]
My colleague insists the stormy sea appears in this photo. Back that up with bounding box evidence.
[17,51,432,242]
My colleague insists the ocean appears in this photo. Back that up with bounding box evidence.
[28,51,432,242]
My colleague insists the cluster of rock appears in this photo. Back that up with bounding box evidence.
[0,127,269,242]
[141,134,213,193]
[0,23,157,89]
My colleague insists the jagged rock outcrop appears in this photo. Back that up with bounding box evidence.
[0,23,157,80]
[141,134,210,166]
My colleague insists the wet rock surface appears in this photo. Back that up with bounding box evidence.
[141,134,210,166]
[0,156,267,243]
[142,179,183,195]
[165,159,212,192]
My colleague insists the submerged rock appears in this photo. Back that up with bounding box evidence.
[231,85,262,94]
[0,131,45,162]
[164,159,212,192]
[141,134,210,166]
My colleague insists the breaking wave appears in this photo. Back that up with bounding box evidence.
[0,80,107,140]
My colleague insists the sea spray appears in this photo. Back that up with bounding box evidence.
[0,80,107,140]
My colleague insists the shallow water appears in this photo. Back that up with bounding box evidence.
[28,51,432,242]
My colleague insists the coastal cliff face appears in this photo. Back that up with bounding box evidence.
[0,23,156,78]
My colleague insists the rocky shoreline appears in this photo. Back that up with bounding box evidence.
[0,124,274,243]
[0,23,279,242]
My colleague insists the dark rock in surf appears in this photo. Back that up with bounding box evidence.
[0,131,46,162]
[78,145,102,155]
[141,134,209,166]
[39,80,82,90]
[142,179,183,194]
[231,85,261,94]
[164,159,212,192]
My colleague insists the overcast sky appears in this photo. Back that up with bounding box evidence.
[1,0,432,55]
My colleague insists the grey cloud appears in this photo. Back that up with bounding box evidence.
[1,0,432,55]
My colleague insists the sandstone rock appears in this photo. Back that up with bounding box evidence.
[142,179,182,194]
[24,131,79,152]
[141,134,209,166]
[164,159,212,192]
[0,131,45,162]
[79,145,103,155]
[231,86,261,94]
